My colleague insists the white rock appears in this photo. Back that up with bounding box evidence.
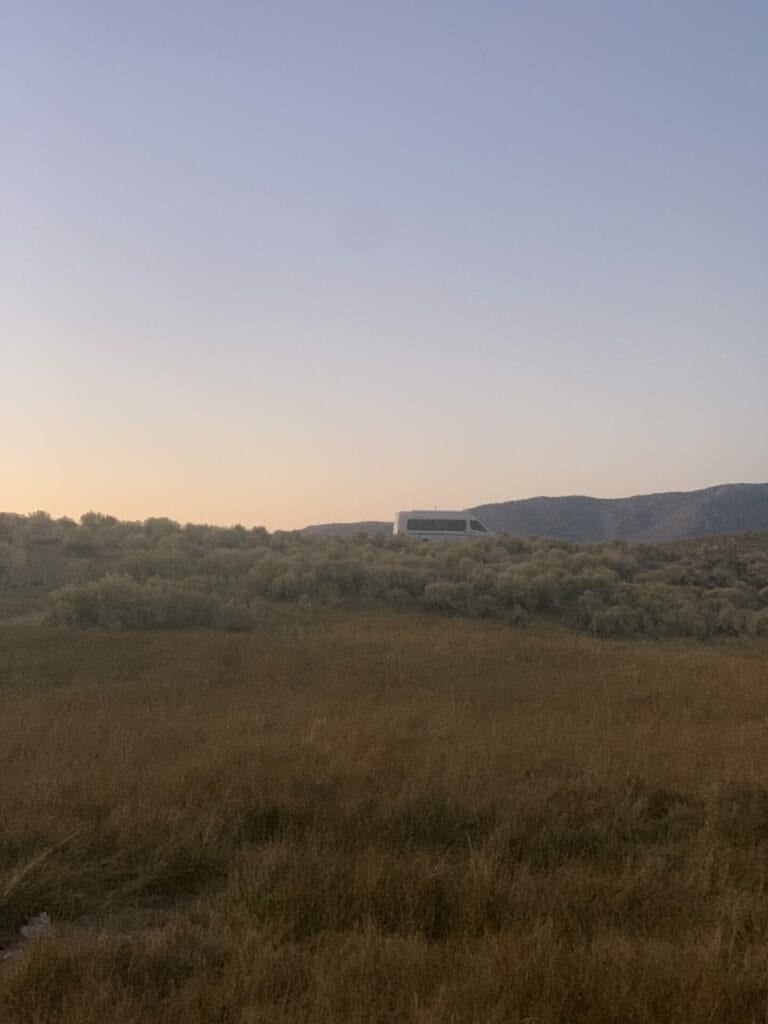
[20,913,51,940]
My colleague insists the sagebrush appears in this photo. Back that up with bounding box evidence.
[3,511,768,638]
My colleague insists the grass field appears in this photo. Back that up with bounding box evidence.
[2,611,768,1022]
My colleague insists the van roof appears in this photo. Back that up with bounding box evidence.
[398,510,477,517]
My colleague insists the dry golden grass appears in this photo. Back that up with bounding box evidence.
[2,611,768,1022]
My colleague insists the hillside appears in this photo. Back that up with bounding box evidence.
[473,483,768,542]
[301,520,392,537]
[301,483,768,542]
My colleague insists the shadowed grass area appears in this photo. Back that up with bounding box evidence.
[2,611,768,1022]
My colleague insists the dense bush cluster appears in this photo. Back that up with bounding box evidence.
[47,574,252,631]
[2,511,768,638]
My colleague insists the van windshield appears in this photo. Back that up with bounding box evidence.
[407,519,467,532]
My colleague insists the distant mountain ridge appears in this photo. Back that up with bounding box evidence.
[299,521,392,538]
[301,483,768,543]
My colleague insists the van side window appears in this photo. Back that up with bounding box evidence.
[407,519,467,532]
[470,521,488,532]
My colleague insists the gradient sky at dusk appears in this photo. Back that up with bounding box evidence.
[2,1,766,529]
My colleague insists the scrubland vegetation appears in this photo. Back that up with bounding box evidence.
[4,512,768,1021]
[2,511,768,639]
[2,611,768,1022]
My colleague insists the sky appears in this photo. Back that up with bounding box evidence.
[2,0,766,530]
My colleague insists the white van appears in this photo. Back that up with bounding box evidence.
[394,510,494,540]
